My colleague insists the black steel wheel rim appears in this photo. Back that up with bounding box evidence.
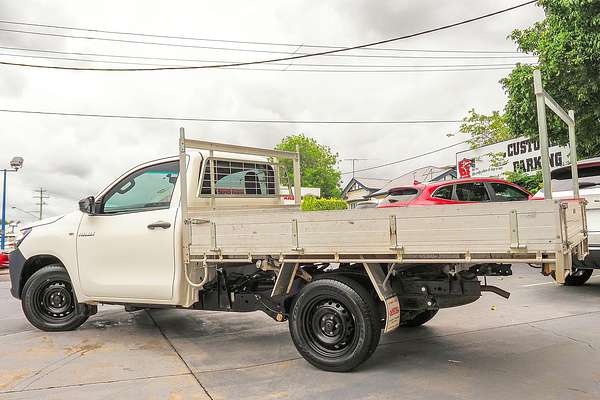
[300,295,358,358]
[34,280,75,321]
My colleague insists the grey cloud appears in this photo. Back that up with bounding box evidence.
[0,0,544,222]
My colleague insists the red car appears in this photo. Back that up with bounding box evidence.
[377,177,531,208]
[0,252,9,268]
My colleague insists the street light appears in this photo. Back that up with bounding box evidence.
[1,157,24,251]
[10,157,24,170]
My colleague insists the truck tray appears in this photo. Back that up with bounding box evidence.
[188,199,587,267]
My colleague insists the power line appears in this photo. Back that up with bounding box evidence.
[0,108,465,124]
[0,28,538,60]
[0,45,534,66]
[0,1,538,72]
[341,141,469,174]
[0,18,528,54]
[0,60,520,73]
[0,49,528,70]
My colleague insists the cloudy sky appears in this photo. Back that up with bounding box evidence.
[0,0,544,223]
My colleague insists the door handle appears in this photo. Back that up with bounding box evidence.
[147,221,171,230]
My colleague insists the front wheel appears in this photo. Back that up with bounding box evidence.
[22,264,91,331]
[289,277,381,372]
[551,268,593,286]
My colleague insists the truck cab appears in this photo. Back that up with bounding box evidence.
[10,149,291,307]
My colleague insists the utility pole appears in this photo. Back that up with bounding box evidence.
[343,158,370,178]
[33,188,49,220]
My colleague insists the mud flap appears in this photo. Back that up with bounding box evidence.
[383,296,400,333]
[363,263,400,333]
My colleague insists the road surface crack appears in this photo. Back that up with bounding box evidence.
[146,310,214,400]
[0,372,192,394]
[527,323,597,351]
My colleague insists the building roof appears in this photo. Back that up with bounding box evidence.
[341,176,390,198]
[371,166,456,197]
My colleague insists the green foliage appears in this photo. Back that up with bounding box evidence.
[451,109,515,168]
[502,0,600,158]
[301,196,348,211]
[504,169,543,194]
[453,109,514,149]
[275,134,342,198]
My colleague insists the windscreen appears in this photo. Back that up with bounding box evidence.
[551,165,600,191]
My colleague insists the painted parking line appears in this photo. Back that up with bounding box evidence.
[521,275,600,288]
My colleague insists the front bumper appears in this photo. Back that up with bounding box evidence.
[8,248,26,299]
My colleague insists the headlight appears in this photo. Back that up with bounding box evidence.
[16,227,32,248]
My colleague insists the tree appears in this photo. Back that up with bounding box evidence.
[275,134,342,198]
[501,0,600,158]
[454,109,514,149]
[451,109,516,168]
[504,169,543,194]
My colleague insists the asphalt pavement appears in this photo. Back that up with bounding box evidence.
[1,265,599,400]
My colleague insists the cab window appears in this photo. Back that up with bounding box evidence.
[455,182,490,202]
[200,159,276,196]
[102,161,179,213]
[490,183,529,201]
[431,185,453,200]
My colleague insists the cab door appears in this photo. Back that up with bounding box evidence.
[77,160,179,301]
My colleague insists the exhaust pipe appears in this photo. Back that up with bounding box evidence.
[481,285,511,299]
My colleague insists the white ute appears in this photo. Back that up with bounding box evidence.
[9,131,588,371]
[534,158,600,285]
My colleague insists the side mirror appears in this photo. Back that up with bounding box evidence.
[79,196,96,215]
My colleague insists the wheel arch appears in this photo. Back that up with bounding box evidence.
[18,254,66,298]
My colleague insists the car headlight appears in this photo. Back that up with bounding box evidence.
[16,227,32,248]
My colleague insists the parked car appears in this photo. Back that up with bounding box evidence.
[533,158,600,285]
[0,252,9,268]
[377,177,531,208]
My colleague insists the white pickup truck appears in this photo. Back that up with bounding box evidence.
[534,158,600,285]
[9,131,588,371]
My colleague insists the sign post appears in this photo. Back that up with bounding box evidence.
[532,69,579,199]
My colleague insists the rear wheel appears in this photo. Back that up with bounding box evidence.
[551,268,593,286]
[401,309,438,327]
[289,277,381,372]
[22,264,91,331]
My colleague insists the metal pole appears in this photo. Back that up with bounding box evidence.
[33,187,48,220]
[38,189,42,220]
[568,110,579,198]
[1,169,6,250]
[293,144,301,205]
[208,149,215,209]
[178,127,190,264]
[533,70,553,199]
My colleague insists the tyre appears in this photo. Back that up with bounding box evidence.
[551,268,593,286]
[289,276,381,372]
[22,264,90,331]
[401,309,438,327]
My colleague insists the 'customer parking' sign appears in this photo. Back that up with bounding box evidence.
[455,136,570,178]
